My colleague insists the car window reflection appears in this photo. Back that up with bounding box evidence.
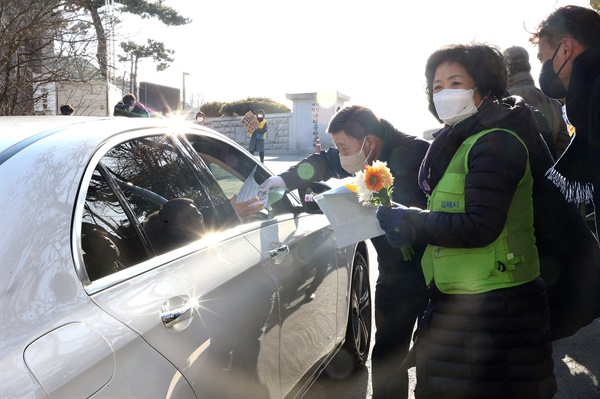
[142,198,206,255]
[81,134,239,282]
[82,169,150,279]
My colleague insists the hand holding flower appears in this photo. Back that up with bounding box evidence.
[376,204,414,261]
[376,202,407,231]
[346,161,414,261]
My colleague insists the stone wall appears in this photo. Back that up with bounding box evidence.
[207,113,293,152]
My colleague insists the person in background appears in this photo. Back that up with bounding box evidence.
[376,43,557,398]
[162,106,173,118]
[114,93,149,118]
[260,105,429,399]
[503,45,571,159]
[195,110,206,124]
[60,104,74,115]
[530,5,600,241]
[248,109,267,163]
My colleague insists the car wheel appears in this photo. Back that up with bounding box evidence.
[343,252,372,368]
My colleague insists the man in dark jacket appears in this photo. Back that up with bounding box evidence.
[260,105,430,399]
[531,5,600,240]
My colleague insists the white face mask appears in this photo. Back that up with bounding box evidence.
[340,138,372,174]
[433,88,478,126]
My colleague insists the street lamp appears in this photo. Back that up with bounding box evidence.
[182,72,190,111]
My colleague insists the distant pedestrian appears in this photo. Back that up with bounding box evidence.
[113,93,149,118]
[60,104,74,115]
[248,109,267,163]
[195,110,206,124]
[162,106,173,118]
[503,45,571,159]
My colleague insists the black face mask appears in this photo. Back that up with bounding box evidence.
[539,42,568,99]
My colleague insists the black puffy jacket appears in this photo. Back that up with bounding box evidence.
[401,98,558,398]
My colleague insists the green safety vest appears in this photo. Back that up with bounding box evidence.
[421,128,540,294]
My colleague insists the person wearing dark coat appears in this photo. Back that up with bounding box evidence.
[376,43,559,399]
[503,45,571,160]
[60,103,74,115]
[113,93,149,118]
[248,109,267,163]
[531,6,600,241]
[260,105,430,399]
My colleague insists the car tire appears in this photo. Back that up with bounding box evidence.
[342,252,372,368]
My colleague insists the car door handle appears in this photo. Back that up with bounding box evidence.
[269,245,289,264]
[160,304,193,328]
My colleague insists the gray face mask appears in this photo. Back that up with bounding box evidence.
[339,138,372,174]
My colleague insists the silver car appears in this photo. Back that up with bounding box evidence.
[0,116,372,399]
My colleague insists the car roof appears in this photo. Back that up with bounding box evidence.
[0,116,107,152]
[0,116,227,164]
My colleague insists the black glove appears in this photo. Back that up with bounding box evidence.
[376,203,407,233]
[376,204,412,252]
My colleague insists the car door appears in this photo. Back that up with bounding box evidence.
[243,211,340,397]
[77,133,283,399]
[190,134,341,397]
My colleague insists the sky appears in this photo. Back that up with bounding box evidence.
[118,0,593,135]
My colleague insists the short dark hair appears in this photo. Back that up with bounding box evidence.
[326,105,382,140]
[530,5,600,49]
[60,104,74,115]
[123,93,136,104]
[424,43,507,121]
[159,198,200,225]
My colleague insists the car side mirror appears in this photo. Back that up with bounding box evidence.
[299,182,331,214]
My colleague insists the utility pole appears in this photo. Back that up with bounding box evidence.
[182,71,190,111]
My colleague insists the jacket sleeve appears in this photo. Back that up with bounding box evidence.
[401,130,528,248]
[279,147,350,190]
[389,138,429,209]
[554,116,571,159]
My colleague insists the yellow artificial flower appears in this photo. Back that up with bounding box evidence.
[345,183,358,193]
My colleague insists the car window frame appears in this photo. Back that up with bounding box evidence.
[73,128,245,295]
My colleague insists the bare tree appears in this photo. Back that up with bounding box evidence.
[64,0,190,80]
[0,0,99,115]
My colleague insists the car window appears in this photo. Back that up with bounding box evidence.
[208,163,244,198]
[81,134,240,281]
[188,135,300,219]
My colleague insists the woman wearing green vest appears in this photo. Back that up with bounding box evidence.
[376,43,558,398]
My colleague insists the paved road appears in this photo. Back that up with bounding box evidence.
[264,151,600,399]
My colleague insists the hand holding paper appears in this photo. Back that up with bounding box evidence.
[313,185,385,248]
[259,176,287,192]
[237,167,286,211]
